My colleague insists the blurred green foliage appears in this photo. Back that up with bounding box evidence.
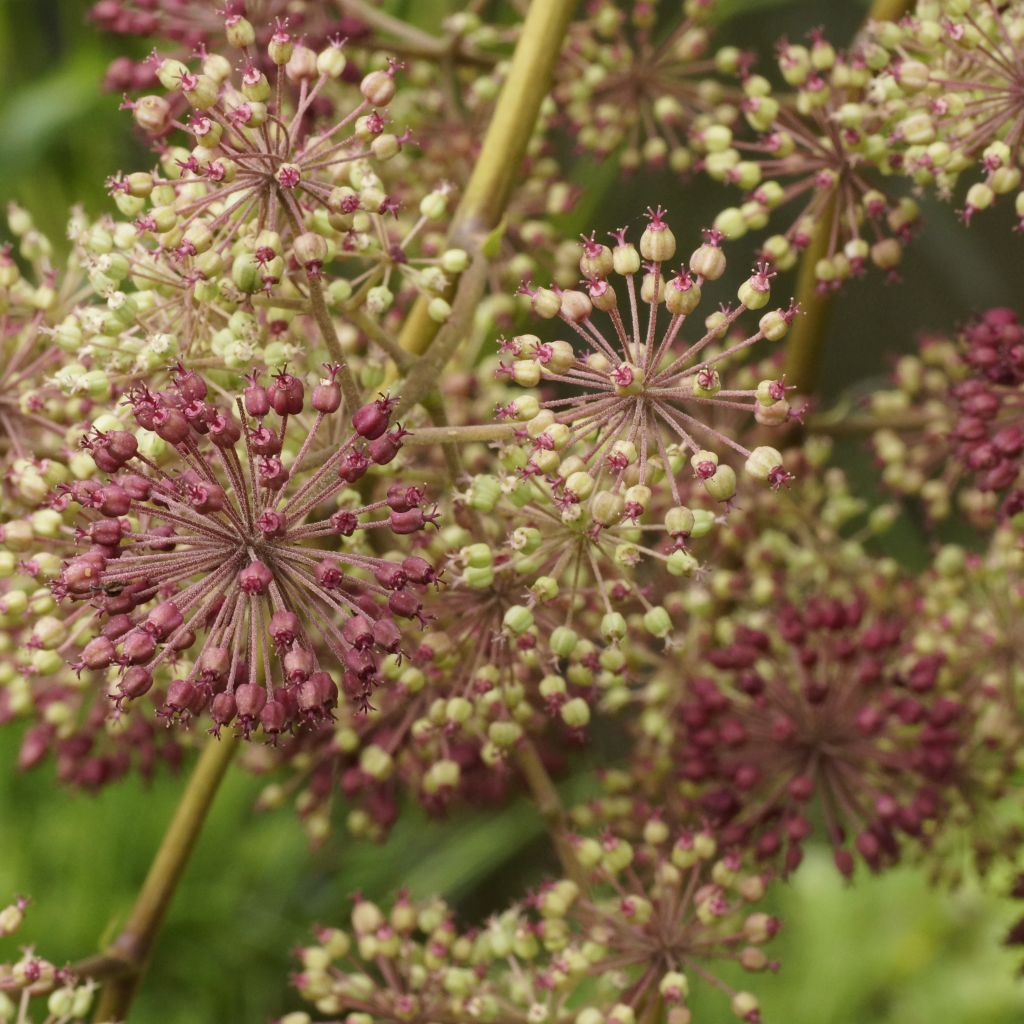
[1,1,1023,1021]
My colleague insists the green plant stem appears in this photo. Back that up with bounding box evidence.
[395,254,488,416]
[782,0,915,398]
[865,0,913,22]
[92,736,237,1022]
[514,738,587,889]
[397,0,577,359]
[806,410,930,435]
[345,306,415,372]
[339,0,500,67]
[782,195,835,398]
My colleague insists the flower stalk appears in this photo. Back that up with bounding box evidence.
[783,0,916,398]
[92,736,237,1022]
[513,738,587,889]
[397,0,578,359]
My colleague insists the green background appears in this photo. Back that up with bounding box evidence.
[1,1,1023,1020]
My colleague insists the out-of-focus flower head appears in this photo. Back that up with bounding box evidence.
[285,827,779,1024]
[705,33,919,289]
[1,205,92,493]
[870,306,1024,526]
[554,0,734,174]
[90,1,367,92]
[0,895,98,1023]
[906,528,1024,882]
[633,590,965,876]
[870,0,1024,226]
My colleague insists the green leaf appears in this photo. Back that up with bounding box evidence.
[0,52,111,176]
[483,215,509,260]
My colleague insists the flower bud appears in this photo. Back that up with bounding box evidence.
[225,15,256,47]
[703,464,737,501]
[361,69,396,106]
[612,239,641,275]
[560,289,593,323]
[744,446,784,481]
[600,612,627,641]
[133,95,172,134]
[311,42,345,79]
[643,606,672,638]
[531,287,561,319]
[503,605,534,635]
[560,697,591,729]
[730,992,759,1021]
[294,232,328,267]
[640,207,676,261]
[666,549,699,577]
[690,242,727,280]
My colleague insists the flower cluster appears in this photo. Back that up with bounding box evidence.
[906,528,1024,879]
[499,208,798,512]
[554,0,730,173]
[285,827,778,1024]
[870,0,1024,225]
[0,896,97,1024]
[871,306,1024,526]
[45,365,437,739]
[704,35,919,288]
[631,593,964,875]
[1,205,87,482]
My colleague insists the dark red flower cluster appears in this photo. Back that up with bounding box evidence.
[50,364,439,740]
[951,307,1024,520]
[11,683,183,791]
[671,597,964,875]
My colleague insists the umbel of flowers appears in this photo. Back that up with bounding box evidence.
[498,207,797,515]
[631,593,965,876]
[553,0,731,173]
[121,20,404,277]
[286,825,777,1024]
[83,10,463,385]
[46,364,438,739]
[870,306,1024,525]
[0,896,96,1023]
[871,0,1024,226]
[702,31,919,289]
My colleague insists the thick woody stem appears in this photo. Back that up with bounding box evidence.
[807,410,931,435]
[395,254,488,416]
[92,736,237,1022]
[346,307,415,372]
[783,0,915,399]
[397,0,577,360]
[514,738,588,889]
[864,0,914,23]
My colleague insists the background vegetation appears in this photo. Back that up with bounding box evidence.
[1,1,1022,1020]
